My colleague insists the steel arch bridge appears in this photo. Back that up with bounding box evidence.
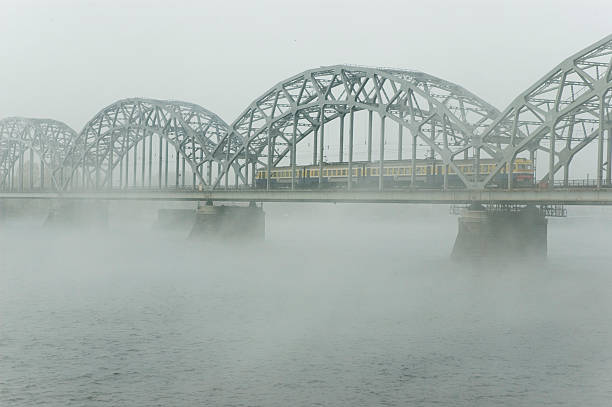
[212,65,501,191]
[0,117,77,191]
[60,98,242,191]
[0,34,610,195]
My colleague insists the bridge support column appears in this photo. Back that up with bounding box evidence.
[0,199,51,222]
[452,204,547,260]
[44,200,108,229]
[189,202,265,240]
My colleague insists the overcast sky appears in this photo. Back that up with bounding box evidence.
[1,0,610,131]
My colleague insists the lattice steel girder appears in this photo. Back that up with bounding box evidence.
[63,98,241,189]
[0,117,77,190]
[479,34,612,188]
[210,65,502,189]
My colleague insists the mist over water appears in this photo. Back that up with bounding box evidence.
[1,203,612,406]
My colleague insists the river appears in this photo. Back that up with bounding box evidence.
[1,203,611,406]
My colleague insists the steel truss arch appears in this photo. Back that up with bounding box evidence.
[63,98,241,190]
[478,34,612,189]
[210,65,501,190]
[0,117,77,190]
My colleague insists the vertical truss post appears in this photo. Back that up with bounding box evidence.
[124,133,129,187]
[266,131,272,191]
[597,97,604,188]
[82,159,87,189]
[132,137,137,186]
[398,108,403,160]
[379,114,385,192]
[175,146,179,189]
[339,112,345,162]
[191,136,196,189]
[108,137,113,190]
[28,148,33,190]
[530,149,536,185]
[564,162,570,187]
[158,136,163,188]
[312,126,318,165]
[291,114,297,191]
[319,106,325,187]
[411,134,417,188]
[40,160,44,190]
[208,161,212,187]
[443,164,448,191]
[224,139,230,189]
[475,147,480,186]
[199,148,204,189]
[18,149,23,192]
[95,139,100,190]
[141,133,146,187]
[607,128,612,185]
[348,107,354,191]
[251,161,256,187]
[164,138,169,188]
[148,132,153,187]
[508,155,514,191]
[549,128,556,190]
[367,110,373,162]
[181,155,186,188]
[244,141,250,188]
[119,152,124,189]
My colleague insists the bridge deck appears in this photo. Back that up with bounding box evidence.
[2,189,612,205]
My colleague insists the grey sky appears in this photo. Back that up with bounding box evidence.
[1,0,610,131]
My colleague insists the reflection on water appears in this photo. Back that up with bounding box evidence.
[1,203,611,406]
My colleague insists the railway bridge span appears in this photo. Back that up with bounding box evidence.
[0,34,611,258]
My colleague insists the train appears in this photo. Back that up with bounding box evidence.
[255,158,534,189]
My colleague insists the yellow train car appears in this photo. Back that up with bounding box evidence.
[255,158,534,189]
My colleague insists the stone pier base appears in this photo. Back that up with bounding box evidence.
[0,199,50,221]
[44,200,109,229]
[189,202,265,240]
[452,204,547,260]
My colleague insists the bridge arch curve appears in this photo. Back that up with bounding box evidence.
[479,34,612,189]
[210,65,501,190]
[0,117,78,190]
[62,98,242,190]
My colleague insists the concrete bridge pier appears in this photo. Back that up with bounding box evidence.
[452,204,547,260]
[188,201,265,240]
[44,199,109,229]
[0,199,51,222]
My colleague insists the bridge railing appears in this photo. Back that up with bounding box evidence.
[552,179,612,189]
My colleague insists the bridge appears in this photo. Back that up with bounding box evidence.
[1,35,611,258]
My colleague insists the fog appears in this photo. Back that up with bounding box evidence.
[2,203,612,405]
[2,0,612,405]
